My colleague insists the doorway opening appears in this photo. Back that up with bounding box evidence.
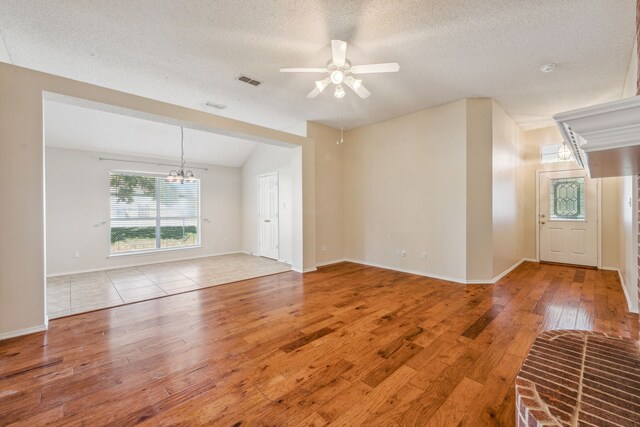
[43,93,303,319]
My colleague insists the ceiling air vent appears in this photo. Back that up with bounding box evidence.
[237,75,262,86]
[205,101,227,110]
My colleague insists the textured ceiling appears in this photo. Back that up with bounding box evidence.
[44,100,258,167]
[0,0,636,131]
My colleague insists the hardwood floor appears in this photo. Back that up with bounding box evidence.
[0,261,637,426]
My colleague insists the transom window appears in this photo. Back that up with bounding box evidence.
[549,177,585,221]
[541,143,574,164]
[110,171,200,254]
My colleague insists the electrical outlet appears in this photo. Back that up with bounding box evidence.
[74,251,80,259]
[421,252,427,260]
[401,250,407,257]
[322,245,327,252]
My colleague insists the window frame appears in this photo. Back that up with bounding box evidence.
[540,143,575,164]
[109,170,202,256]
[548,176,586,222]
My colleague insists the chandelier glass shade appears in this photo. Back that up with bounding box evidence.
[557,143,572,161]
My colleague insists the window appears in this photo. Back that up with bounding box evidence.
[110,172,200,254]
[540,143,574,164]
[549,177,585,221]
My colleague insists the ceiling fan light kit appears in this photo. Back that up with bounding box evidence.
[280,39,399,99]
[330,69,344,84]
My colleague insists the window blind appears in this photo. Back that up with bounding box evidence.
[110,172,200,254]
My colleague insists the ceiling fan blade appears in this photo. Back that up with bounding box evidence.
[306,86,321,98]
[331,40,347,67]
[344,76,371,99]
[354,84,371,99]
[315,77,331,92]
[350,63,400,74]
[280,67,327,73]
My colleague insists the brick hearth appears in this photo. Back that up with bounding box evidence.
[515,330,640,426]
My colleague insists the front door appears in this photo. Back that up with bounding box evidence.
[539,170,598,266]
[258,173,279,260]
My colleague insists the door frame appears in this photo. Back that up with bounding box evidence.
[257,172,279,260]
[535,168,602,268]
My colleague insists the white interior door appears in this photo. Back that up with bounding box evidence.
[258,173,279,260]
[539,170,598,266]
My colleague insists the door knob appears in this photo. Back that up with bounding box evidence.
[264,219,270,223]
[540,221,546,224]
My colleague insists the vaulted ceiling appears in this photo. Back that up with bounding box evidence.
[0,0,636,132]
[44,100,259,167]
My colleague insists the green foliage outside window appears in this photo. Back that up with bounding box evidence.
[110,174,156,203]
[111,226,197,243]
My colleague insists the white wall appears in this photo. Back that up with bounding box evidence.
[45,147,241,275]
[344,100,469,282]
[491,101,525,278]
[241,143,294,264]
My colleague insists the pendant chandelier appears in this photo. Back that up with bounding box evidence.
[336,127,344,144]
[166,127,196,184]
[557,143,572,161]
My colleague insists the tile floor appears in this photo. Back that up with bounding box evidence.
[46,253,291,319]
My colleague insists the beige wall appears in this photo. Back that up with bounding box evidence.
[308,122,344,266]
[343,100,469,282]
[618,38,639,312]
[241,143,294,264]
[301,140,316,272]
[0,62,314,338]
[46,147,242,275]
[522,126,620,268]
[0,66,46,338]
[342,98,525,283]
[619,175,638,312]
[465,99,493,280]
[601,178,620,269]
[491,101,525,278]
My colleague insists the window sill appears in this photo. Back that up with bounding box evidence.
[108,245,202,259]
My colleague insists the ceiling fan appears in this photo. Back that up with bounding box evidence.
[280,40,400,99]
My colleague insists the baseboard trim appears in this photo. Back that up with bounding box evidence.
[343,258,467,284]
[617,269,639,314]
[491,258,527,283]
[0,323,48,341]
[316,258,347,268]
[522,258,539,263]
[342,258,528,285]
[47,251,245,277]
[292,267,317,273]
